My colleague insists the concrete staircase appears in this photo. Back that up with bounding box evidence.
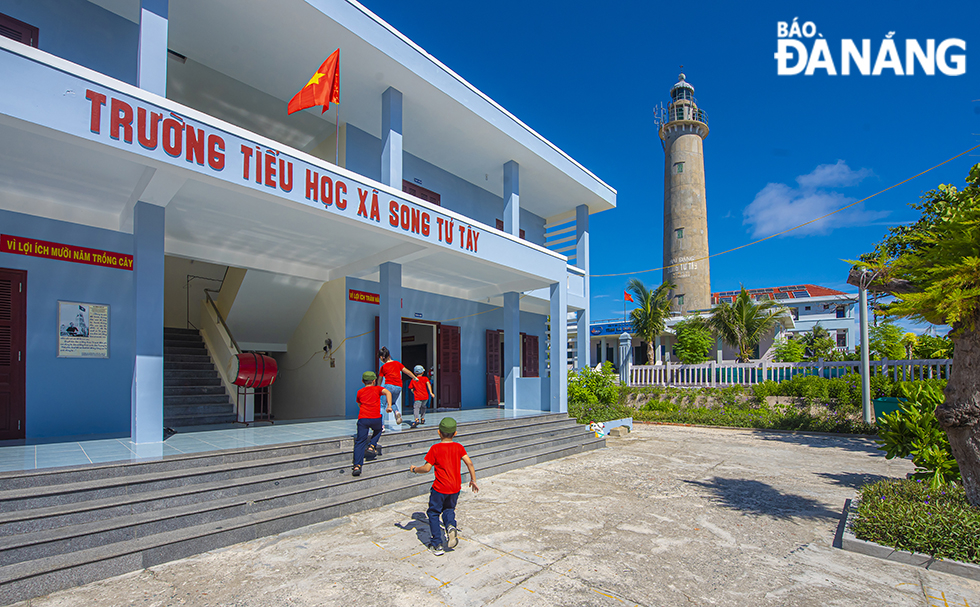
[0,414,603,604]
[163,327,237,427]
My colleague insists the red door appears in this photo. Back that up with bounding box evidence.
[0,269,27,440]
[522,333,539,378]
[486,329,501,406]
[437,324,461,408]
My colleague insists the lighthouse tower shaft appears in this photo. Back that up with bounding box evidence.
[657,74,710,315]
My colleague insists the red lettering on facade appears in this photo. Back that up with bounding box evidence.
[162,118,183,157]
[335,181,347,210]
[421,212,430,236]
[389,201,399,227]
[279,159,293,192]
[264,151,277,188]
[369,191,381,222]
[357,188,369,218]
[207,134,225,170]
[110,98,133,143]
[137,108,160,149]
[410,208,420,234]
[85,90,106,134]
[306,169,318,201]
[241,145,253,180]
[321,175,334,206]
[185,126,205,165]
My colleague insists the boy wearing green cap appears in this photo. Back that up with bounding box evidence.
[352,371,393,477]
[409,417,479,555]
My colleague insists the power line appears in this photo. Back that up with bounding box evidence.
[590,144,980,279]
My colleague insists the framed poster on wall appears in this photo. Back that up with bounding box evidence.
[57,301,109,358]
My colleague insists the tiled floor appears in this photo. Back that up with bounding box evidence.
[0,407,551,473]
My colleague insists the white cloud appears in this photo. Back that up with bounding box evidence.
[796,160,872,190]
[742,161,886,238]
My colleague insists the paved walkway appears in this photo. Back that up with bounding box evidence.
[15,424,980,606]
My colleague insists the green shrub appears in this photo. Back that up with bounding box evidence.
[568,400,635,425]
[752,380,781,401]
[826,374,861,414]
[568,362,618,406]
[781,374,829,403]
[771,337,805,362]
[853,479,980,564]
[876,382,960,488]
[869,374,893,399]
[892,378,946,398]
[641,399,678,413]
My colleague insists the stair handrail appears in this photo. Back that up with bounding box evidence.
[203,289,242,355]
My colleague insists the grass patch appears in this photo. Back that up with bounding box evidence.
[852,479,980,564]
[633,401,875,434]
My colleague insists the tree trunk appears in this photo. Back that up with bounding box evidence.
[936,315,980,507]
[647,342,656,365]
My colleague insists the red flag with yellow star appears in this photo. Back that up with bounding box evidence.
[287,49,340,115]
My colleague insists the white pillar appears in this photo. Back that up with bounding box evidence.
[503,292,521,410]
[575,204,589,370]
[381,87,403,188]
[503,161,520,236]
[549,282,567,413]
[132,201,164,444]
[138,0,168,96]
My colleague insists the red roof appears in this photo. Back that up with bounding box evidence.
[711,284,850,303]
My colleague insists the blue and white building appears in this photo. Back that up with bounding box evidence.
[578,284,856,366]
[0,0,614,443]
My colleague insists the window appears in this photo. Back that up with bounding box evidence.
[791,308,799,320]
[824,304,831,310]
[0,13,38,47]
[837,330,847,348]
[804,306,811,311]
[402,180,440,205]
[675,228,684,239]
[676,294,684,306]
[836,306,845,319]
[495,218,524,240]
[675,162,684,174]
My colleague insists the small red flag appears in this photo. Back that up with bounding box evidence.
[288,49,340,115]
[624,291,634,303]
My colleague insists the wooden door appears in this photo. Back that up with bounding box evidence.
[0,269,26,440]
[485,329,500,406]
[522,333,539,378]
[437,324,461,408]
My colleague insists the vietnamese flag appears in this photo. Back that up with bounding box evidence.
[287,49,340,115]
[624,291,634,303]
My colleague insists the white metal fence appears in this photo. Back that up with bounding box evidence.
[629,359,953,388]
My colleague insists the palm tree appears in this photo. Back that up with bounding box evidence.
[627,278,675,364]
[708,286,787,362]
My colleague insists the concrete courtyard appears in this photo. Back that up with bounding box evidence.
[14,424,980,607]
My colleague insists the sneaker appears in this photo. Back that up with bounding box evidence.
[427,543,444,556]
[445,525,459,549]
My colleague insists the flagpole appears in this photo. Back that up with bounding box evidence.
[335,103,339,166]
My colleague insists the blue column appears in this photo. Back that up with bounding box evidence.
[575,204,589,370]
[549,281,567,413]
[379,262,402,364]
[381,87,403,188]
[503,291,520,410]
[503,161,520,236]
[132,201,165,443]
[138,0,168,96]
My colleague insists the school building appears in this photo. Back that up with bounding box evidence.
[577,284,857,367]
[0,0,614,443]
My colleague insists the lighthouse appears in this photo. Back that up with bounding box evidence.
[656,73,710,315]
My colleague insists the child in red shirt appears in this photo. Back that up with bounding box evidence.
[408,365,434,428]
[409,417,478,555]
[352,371,392,477]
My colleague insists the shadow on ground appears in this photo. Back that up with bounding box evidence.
[686,476,841,519]
[396,512,434,547]
[750,429,885,456]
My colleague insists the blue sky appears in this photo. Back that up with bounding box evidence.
[360,0,979,330]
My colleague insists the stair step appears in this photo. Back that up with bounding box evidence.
[0,434,604,604]
[164,385,226,397]
[164,354,213,364]
[164,414,239,427]
[163,346,208,356]
[164,362,215,371]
